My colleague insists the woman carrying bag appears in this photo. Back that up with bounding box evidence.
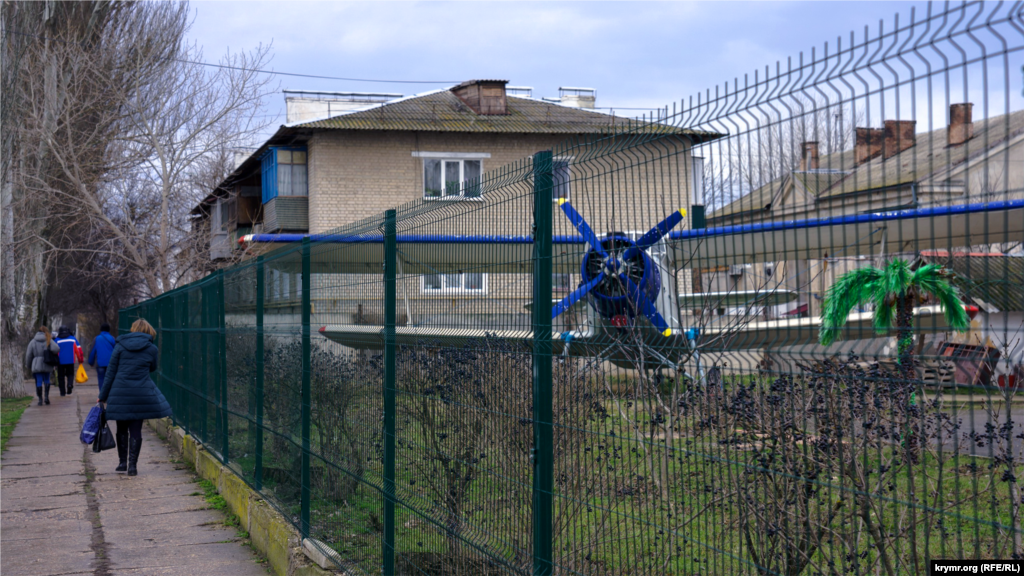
[97,319,171,476]
[25,326,61,406]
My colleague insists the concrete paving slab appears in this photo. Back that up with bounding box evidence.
[0,537,95,573]
[1,491,86,512]
[2,375,270,576]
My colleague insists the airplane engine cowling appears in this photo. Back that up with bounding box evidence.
[580,233,661,326]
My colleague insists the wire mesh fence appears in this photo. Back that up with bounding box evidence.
[119,3,1024,574]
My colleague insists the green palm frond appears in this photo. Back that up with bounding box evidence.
[911,264,971,332]
[820,266,883,346]
[872,292,895,335]
[881,259,913,298]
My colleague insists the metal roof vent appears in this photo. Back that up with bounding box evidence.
[283,89,401,123]
[506,86,533,98]
[558,87,596,109]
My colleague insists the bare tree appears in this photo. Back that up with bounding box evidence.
[25,29,274,298]
[113,40,275,295]
[700,97,860,213]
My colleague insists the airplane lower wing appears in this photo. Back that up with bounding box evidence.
[702,305,959,350]
[244,200,1023,273]
[319,325,561,353]
[678,290,799,308]
[320,305,960,354]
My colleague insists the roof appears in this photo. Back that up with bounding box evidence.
[290,90,715,137]
[920,250,1024,312]
[713,109,1024,220]
[197,87,722,214]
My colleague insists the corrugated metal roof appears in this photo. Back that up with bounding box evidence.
[292,91,715,137]
[713,109,1024,219]
[921,251,1024,312]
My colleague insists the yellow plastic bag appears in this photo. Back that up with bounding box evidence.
[76,364,89,384]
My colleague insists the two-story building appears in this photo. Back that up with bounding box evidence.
[195,80,716,329]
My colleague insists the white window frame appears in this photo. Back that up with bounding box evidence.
[553,273,573,293]
[553,156,572,202]
[276,148,308,198]
[420,272,488,294]
[415,152,489,200]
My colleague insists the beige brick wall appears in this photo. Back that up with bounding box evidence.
[304,129,699,321]
[307,130,698,236]
[308,131,579,234]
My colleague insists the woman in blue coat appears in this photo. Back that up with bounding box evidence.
[98,319,172,476]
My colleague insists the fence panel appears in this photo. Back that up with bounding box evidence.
[117,3,1023,575]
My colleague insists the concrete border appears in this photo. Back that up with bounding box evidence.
[148,418,341,576]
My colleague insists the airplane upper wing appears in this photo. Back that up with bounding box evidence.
[245,200,1023,273]
[670,200,1024,267]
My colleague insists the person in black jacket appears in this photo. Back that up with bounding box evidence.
[97,318,171,476]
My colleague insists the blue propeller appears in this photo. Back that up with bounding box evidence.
[558,199,608,257]
[553,200,687,337]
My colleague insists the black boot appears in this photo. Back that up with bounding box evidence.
[36,387,43,406]
[115,433,129,472]
[43,384,50,404]
[127,437,142,476]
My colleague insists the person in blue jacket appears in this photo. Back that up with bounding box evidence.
[88,323,116,391]
[54,326,80,396]
[98,319,171,476]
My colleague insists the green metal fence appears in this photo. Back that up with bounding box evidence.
[121,3,1024,575]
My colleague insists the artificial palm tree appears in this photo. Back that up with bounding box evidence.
[821,259,971,466]
[819,259,971,375]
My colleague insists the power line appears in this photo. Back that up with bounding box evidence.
[5,29,459,85]
[186,58,458,84]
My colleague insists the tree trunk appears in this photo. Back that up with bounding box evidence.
[895,292,915,378]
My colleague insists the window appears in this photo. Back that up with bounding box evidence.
[422,272,487,293]
[210,201,224,234]
[220,199,235,232]
[261,147,307,203]
[553,273,573,292]
[268,269,302,302]
[423,158,482,199]
[553,158,571,201]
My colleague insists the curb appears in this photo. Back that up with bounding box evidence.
[148,418,343,576]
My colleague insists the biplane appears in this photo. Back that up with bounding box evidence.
[241,198,1024,371]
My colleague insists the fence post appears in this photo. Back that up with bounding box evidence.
[301,237,312,537]
[531,150,554,576]
[201,281,210,441]
[383,209,397,575]
[255,256,265,491]
[218,270,229,463]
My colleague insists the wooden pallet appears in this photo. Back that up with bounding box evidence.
[917,361,955,386]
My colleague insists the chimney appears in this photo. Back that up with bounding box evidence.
[854,127,885,165]
[558,87,596,109]
[450,79,509,115]
[883,120,916,160]
[948,103,974,146]
[799,142,819,171]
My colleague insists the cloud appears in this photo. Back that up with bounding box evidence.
[186,0,939,130]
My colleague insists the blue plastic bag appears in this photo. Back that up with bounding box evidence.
[81,405,103,445]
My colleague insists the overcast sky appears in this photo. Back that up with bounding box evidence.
[189,1,934,128]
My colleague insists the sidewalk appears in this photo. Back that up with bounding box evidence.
[1,368,269,576]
